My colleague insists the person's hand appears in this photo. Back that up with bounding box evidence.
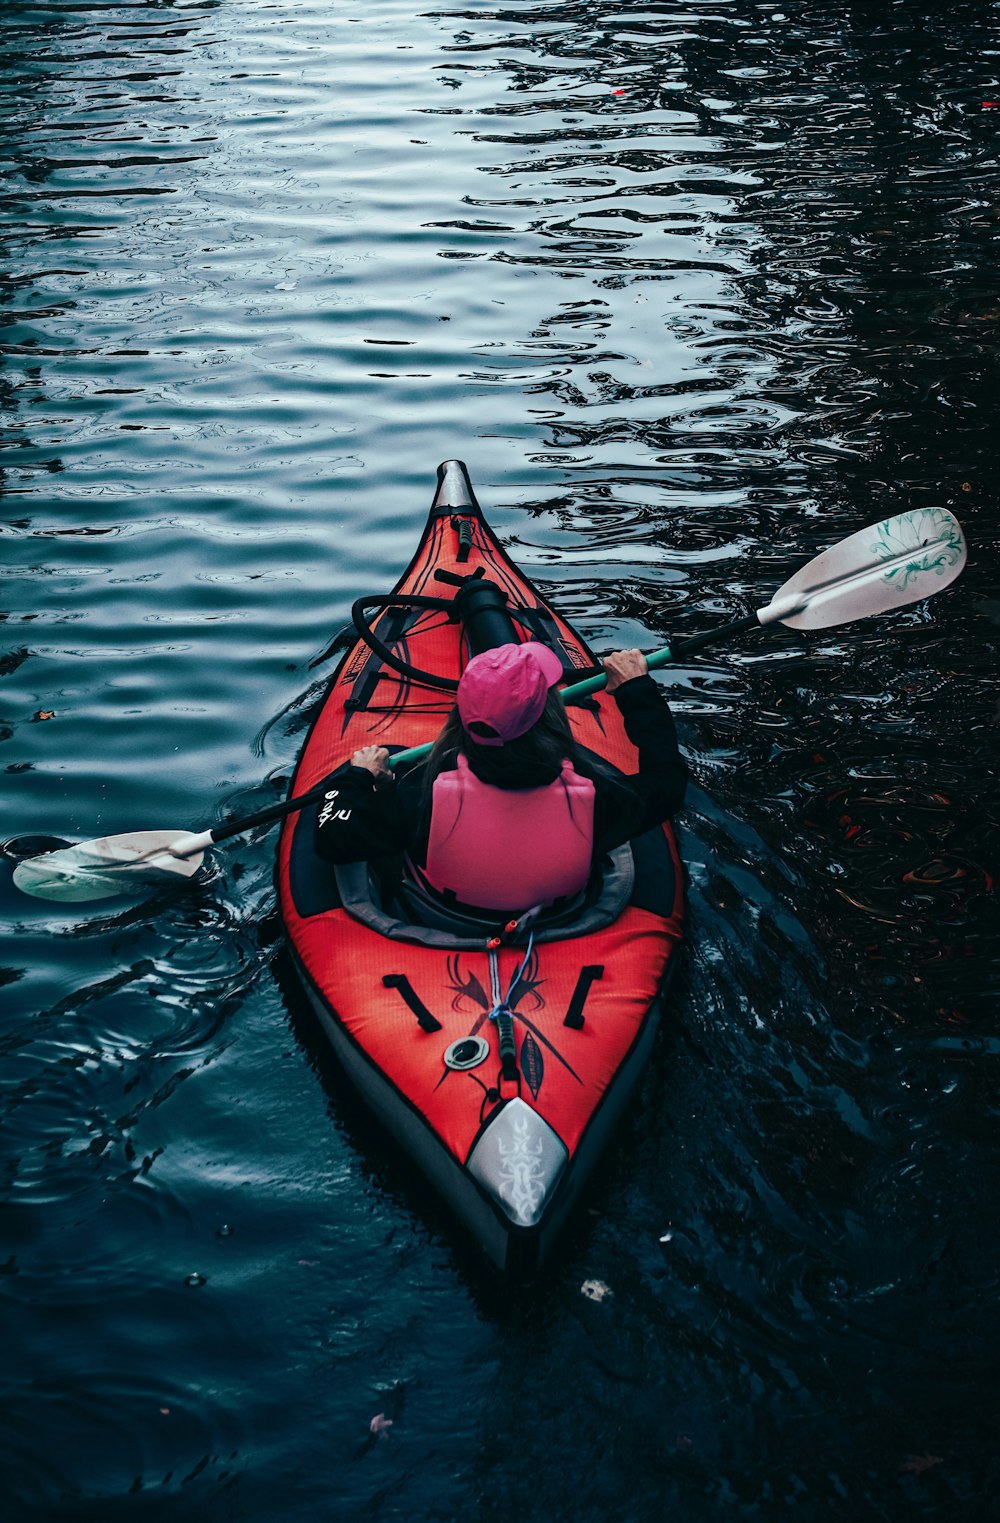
[603,648,648,692]
[352,745,392,780]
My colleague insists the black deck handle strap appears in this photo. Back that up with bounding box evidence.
[382,974,443,1033]
[495,1008,518,1081]
[343,670,380,712]
[434,567,481,588]
[563,965,604,1029]
[451,517,474,562]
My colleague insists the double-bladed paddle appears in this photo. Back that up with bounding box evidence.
[11,504,967,903]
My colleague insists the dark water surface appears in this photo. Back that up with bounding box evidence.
[2,1,998,1518]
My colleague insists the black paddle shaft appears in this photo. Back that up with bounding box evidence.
[668,611,762,659]
[208,781,338,846]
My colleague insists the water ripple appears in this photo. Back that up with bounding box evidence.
[2,0,997,1517]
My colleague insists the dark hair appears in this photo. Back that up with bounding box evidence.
[423,688,576,794]
[420,688,644,838]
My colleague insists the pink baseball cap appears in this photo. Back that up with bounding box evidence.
[457,642,564,745]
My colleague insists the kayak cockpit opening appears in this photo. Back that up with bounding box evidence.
[330,844,636,950]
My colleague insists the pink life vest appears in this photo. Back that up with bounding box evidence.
[422,754,596,913]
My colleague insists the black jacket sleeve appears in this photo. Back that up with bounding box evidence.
[312,765,412,864]
[592,674,687,854]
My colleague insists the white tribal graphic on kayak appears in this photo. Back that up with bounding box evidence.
[497,1109,547,1225]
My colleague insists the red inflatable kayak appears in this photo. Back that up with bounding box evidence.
[277,461,684,1272]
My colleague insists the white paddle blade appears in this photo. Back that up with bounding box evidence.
[762,507,967,631]
[12,830,205,903]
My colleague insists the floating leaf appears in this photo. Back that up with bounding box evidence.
[899,1454,944,1475]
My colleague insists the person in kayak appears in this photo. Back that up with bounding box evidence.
[313,641,686,916]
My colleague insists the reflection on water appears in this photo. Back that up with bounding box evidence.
[1,0,997,1518]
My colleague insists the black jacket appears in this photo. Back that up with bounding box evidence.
[313,674,686,868]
